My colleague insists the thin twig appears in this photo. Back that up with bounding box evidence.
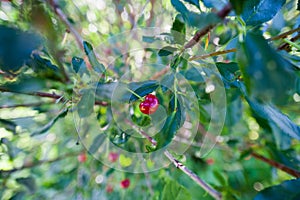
[150,65,170,80]
[48,0,83,50]
[184,3,232,49]
[0,87,108,106]
[269,27,300,41]
[164,150,222,200]
[189,48,236,61]
[0,152,79,174]
[250,152,300,178]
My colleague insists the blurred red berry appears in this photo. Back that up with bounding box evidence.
[106,185,113,193]
[120,178,130,189]
[206,158,214,165]
[77,153,87,163]
[108,152,119,162]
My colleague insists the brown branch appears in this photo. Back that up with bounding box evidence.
[278,33,300,51]
[184,3,232,49]
[250,152,300,178]
[150,65,170,80]
[1,152,79,174]
[189,48,236,61]
[47,0,84,50]
[164,151,222,200]
[0,87,108,106]
[269,27,300,41]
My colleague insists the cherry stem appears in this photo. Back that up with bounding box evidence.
[126,88,144,100]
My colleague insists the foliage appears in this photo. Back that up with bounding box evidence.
[0,0,300,200]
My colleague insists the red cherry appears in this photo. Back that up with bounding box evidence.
[77,153,87,163]
[206,158,214,165]
[139,94,159,115]
[106,185,113,193]
[108,152,119,162]
[120,178,130,189]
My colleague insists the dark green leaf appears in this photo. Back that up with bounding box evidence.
[77,89,95,118]
[171,14,186,45]
[229,0,246,15]
[158,46,178,57]
[0,118,17,134]
[171,0,221,29]
[0,26,42,73]
[298,0,300,10]
[237,31,297,105]
[216,62,240,88]
[160,73,175,92]
[89,134,106,154]
[16,177,36,193]
[184,67,205,82]
[96,80,159,102]
[254,178,300,200]
[0,75,47,93]
[162,179,192,200]
[155,112,179,148]
[246,98,300,141]
[72,57,89,75]
[83,41,105,74]
[26,53,59,74]
[201,0,228,10]
[241,0,286,26]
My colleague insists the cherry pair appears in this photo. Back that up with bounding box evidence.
[139,94,159,115]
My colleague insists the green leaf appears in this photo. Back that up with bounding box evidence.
[160,73,175,92]
[89,134,106,154]
[254,178,300,200]
[155,112,179,149]
[96,80,159,102]
[16,177,36,194]
[241,0,286,26]
[31,108,68,136]
[184,66,205,83]
[0,26,42,73]
[83,41,105,74]
[216,62,240,88]
[72,57,89,75]
[0,75,47,93]
[158,46,178,57]
[246,98,300,141]
[162,179,192,200]
[0,118,17,134]
[77,89,95,118]
[26,54,59,76]
[171,14,186,45]
[229,0,246,15]
[201,0,228,10]
[171,0,221,29]
[237,31,297,105]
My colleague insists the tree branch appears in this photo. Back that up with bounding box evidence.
[278,33,300,51]
[269,26,300,41]
[250,152,300,178]
[189,48,236,61]
[47,0,84,50]
[164,150,222,200]
[0,87,108,106]
[0,152,79,174]
[184,3,232,49]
